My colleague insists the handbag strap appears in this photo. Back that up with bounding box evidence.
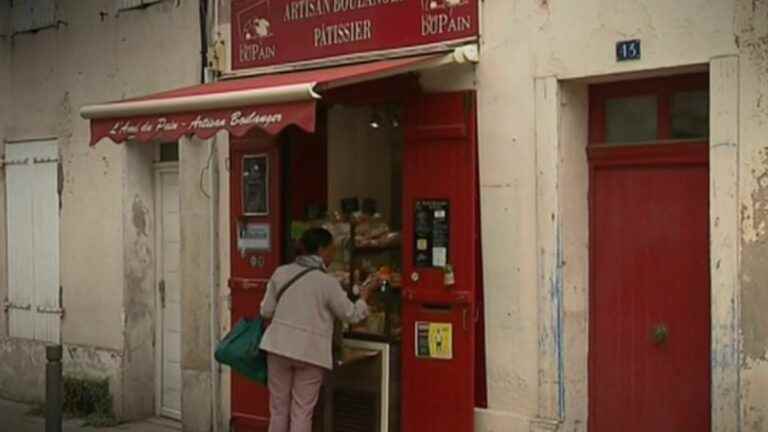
[274,267,317,307]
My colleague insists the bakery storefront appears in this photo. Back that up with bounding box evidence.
[82,1,485,431]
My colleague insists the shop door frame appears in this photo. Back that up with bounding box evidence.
[587,73,712,431]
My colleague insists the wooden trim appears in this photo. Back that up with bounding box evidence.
[589,73,708,100]
[587,141,709,167]
[709,55,740,431]
[587,155,597,432]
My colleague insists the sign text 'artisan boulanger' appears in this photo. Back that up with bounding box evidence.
[231,0,479,70]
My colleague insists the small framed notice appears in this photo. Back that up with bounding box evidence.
[242,155,269,216]
[413,200,450,268]
[415,322,453,360]
[238,222,271,252]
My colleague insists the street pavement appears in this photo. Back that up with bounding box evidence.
[0,399,180,432]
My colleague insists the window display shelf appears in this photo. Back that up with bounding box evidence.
[344,219,402,343]
[352,243,401,254]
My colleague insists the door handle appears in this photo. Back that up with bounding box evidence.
[651,323,669,345]
[159,280,166,309]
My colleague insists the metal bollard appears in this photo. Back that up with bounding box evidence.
[46,345,63,432]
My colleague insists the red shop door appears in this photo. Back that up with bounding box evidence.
[229,137,283,432]
[401,91,479,432]
[588,76,711,432]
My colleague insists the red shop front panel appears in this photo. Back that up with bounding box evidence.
[229,135,283,432]
[401,92,480,432]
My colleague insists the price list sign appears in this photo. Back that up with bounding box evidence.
[415,321,453,360]
[414,200,450,268]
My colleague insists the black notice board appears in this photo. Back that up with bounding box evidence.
[413,200,450,268]
[416,322,431,357]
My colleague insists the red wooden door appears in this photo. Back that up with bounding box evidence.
[229,136,283,432]
[401,91,479,432]
[588,75,711,432]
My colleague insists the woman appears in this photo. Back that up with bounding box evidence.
[259,227,373,432]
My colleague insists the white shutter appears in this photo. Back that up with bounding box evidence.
[5,140,61,343]
[6,145,36,340]
[31,142,60,343]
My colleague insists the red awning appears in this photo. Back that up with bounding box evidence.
[81,53,458,145]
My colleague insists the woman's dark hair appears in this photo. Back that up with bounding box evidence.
[300,228,333,255]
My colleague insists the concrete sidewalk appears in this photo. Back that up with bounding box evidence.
[0,399,180,432]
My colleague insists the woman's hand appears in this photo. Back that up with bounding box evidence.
[358,274,381,302]
[358,284,373,302]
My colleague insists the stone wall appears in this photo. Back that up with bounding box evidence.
[0,0,200,421]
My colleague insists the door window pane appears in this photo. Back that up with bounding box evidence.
[605,95,658,144]
[671,90,709,139]
[160,142,179,162]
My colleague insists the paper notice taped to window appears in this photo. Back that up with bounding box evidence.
[432,247,447,267]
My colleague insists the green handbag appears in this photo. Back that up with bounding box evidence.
[215,267,317,385]
[215,317,269,384]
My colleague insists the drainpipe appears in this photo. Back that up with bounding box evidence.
[207,127,220,432]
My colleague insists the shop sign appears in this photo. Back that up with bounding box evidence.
[89,101,316,145]
[415,321,453,360]
[231,0,479,70]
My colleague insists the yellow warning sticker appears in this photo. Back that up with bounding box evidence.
[415,322,453,360]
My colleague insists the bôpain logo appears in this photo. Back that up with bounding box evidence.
[236,0,277,64]
[421,0,470,13]
[243,17,272,41]
[421,0,472,36]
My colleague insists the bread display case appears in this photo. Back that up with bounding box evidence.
[292,209,403,343]
[313,340,400,432]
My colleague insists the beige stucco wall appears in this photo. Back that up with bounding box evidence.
[179,136,214,432]
[735,2,768,431]
[217,133,232,431]
[122,143,158,419]
[476,1,768,431]
[0,0,200,419]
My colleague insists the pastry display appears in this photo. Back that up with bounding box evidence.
[292,200,403,341]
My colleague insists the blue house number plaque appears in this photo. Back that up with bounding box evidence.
[616,40,641,61]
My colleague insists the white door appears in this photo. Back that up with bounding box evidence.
[155,166,182,420]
